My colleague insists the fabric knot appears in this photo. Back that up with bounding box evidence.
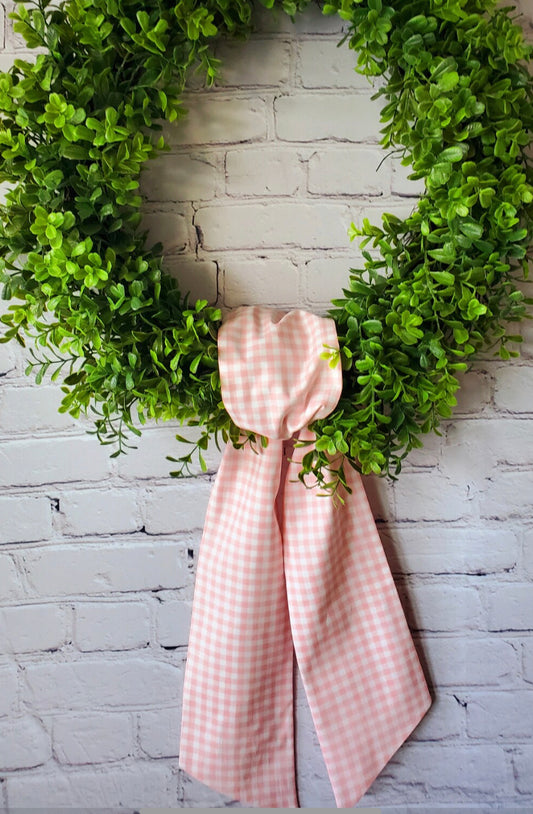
[218,305,343,440]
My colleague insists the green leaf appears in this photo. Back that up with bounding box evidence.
[439,144,468,162]
[453,326,469,344]
[437,70,459,91]
[361,319,382,335]
[189,352,203,374]
[431,271,455,286]
[59,142,89,160]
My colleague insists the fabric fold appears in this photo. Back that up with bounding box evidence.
[179,305,431,808]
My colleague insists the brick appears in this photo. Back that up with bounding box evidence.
[0,6,6,49]
[138,707,181,757]
[308,146,390,195]
[6,763,176,808]
[305,254,360,304]
[0,495,53,544]
[404,584,483,632]
[452,367,493,414]
[140,153,217,202]
[525,528,533,578]
[223,257,300,307]
[515,0,533,24]
[298,40,373,89]
[487,584,533,631]
[386,743,512,795]
[52,711,133,764]
[380,526,518,575]
[275,92,381,142]
[75,601,150,651]
[494,364,533,412]
[156,599,192,648]
[196,202,352,250]
[524,639,533,683]
[0,384,77,433]
[479,471,533,519]
[60,488,143,536]
[215,39,290,87]
[140,210,189,253]
[0,716,51,770]
[0,341,16,376]
[20,542,188,596]
[466,691,533,738]
[393,472,473,521]
[401,426,442,468]
[163,256,218,305]
[0,664,18,717]
[0,55,19,77]
[114,424,222,479]
[422,636,518,686]
[0,553,24,599]
[23,657,182,710]
[0,604,66,653]
[410,693,463,740]
[442,419,533,479]
[144,481,212,533]
[513,747,533,793]
[226,146,305,196]
[0,436,112,487]
[165,96,267,146]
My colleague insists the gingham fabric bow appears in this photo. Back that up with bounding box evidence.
[179,305,431,808]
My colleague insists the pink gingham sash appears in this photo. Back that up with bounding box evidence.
[179,306,431,808]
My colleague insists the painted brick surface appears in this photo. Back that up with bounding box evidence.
[51,711,134,764]
[74,601,151,651]
[140,153,218,202]
[0,665,19,717]
[275,91,382,141]
[0,603,67,654]
[0,436,113,487]
[0,1,532,810]
[420,637,519,687]
[5,763,177,808]
[0,717,52,770]
[22,658,182,710]
[19,542,188,596]
[138,707,182,758]
[308,145,391,195]
[165,96,268,146]
[214,39,292,87]
[223,256,300,306]
[225,145,306,195]
[196,201,353,249]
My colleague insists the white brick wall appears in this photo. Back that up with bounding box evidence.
[1,1,532,810]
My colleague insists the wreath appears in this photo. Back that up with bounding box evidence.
[0,0,532,497]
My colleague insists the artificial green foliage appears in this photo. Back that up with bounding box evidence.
[0,0,532,496]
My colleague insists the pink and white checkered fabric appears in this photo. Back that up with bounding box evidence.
[179,305,431,808]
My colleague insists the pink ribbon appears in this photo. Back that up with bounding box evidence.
[179,306,431,808]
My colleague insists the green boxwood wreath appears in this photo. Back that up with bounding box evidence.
[0,0,532,497]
